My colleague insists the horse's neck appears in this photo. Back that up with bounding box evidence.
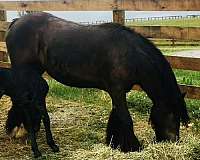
[138,71,179,107]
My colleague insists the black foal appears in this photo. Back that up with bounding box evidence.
[0,67,59,157]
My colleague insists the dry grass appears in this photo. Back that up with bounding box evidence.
[0,82,199,159]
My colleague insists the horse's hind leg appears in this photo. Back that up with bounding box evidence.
[106,86,141,152]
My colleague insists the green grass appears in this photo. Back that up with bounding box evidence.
[174,70,200,86]
[126,17,200,27]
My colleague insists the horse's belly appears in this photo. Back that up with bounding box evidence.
[46,63,102,89]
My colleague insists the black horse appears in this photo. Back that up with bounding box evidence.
[0,67,58,156]
[5,12,189,157]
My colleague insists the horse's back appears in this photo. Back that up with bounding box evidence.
[6,12,170,91]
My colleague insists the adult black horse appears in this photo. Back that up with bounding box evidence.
[5,12,189,157]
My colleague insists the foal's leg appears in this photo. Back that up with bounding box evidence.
[39,99,59,152]
[106,86,141,152]
[23,108,42,158]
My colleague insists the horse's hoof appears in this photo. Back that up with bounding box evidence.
[106,126,141,152]
[109,134,142,153]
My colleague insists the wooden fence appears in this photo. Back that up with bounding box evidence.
[1,21,200,41]
[0,0,200,99]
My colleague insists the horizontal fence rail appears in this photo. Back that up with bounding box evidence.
[0,0,200,11]
[0,42,6,52]
[166,56,200,71]
[0,42,199,99]
[1,21,200,41]
[132,84,200,99]
[131,26,200,41]
[0,60,199,99]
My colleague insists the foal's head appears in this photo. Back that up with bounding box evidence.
[6,104,42,137]
[0,68,42,137]
[149,93,189,142]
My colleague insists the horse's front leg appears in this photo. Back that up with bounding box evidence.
[39,100,59,152]
[23,108,41,158]
[106,87,141,152]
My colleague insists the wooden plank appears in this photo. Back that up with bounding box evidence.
[0,42,6,52]
[179,84,200,99]
[166,55,200,71]
[0,58,199,99]
[0,59,199,99]
[0,31,5,41]
[0,51,4,61]
[0,10,6,21]
[113,10,125,25]
[0,0,199,11]
[133,84,200,99]
[0,51,8,62]
[132,26,200,40]
[0,61,10,68]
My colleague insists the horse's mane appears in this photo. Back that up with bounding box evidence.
[99,22,133,34]
[113,25,190,125]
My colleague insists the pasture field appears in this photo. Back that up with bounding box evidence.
[126,17,200,27]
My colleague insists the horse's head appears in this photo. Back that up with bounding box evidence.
[149,93,189,142]
[6,106,24,137]
[6,105,42,138]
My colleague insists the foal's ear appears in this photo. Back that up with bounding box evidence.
[181,92,186,98]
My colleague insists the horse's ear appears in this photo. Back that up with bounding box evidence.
[181,92,186,98]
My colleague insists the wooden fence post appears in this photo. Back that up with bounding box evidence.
[0,10,7,62]
[113,10,125,25]
[0,10,6,21]
[0,10,6,41]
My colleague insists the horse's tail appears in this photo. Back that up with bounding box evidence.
[5,18,19,42]
[180,96,190,127]
[5,18,20,60]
